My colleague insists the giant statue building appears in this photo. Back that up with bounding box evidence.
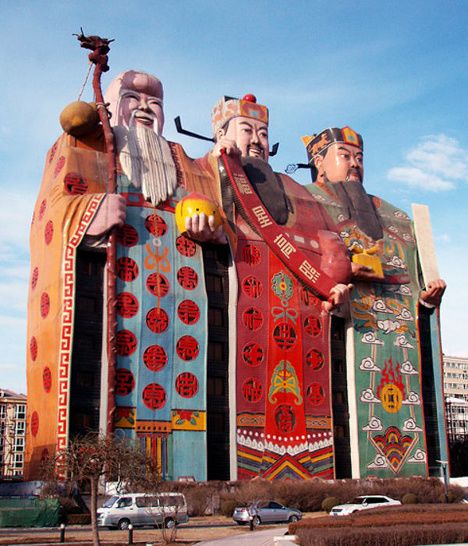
[24,57,448,481]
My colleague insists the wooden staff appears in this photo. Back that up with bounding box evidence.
[75,30,117,437]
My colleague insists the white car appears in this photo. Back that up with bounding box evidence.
[329,495,401,516]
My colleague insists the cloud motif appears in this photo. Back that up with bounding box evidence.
[394,210,410,220]
[403,418,423,432]
[394,335,414,349]
[408,449,427,463]
[368,454,389,469]
[378,319,401,334]
[363,417,383,431]
[395,308,414,321]
[403,391,421,405]
[400,360,418,375]
[388,225,399,233]
[402,233,414,242]
[360,388,380,403]
[386,256,406,269]
[360,357,381,372]
[395,285,412,296]
[372,299,393,313]
[362,332,384,345]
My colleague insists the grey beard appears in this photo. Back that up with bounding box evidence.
[114,123,178,206]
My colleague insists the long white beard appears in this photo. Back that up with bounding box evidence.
[114,123,178,206]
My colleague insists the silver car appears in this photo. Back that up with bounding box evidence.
[233,501,302,526]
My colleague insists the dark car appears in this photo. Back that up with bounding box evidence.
[232,500,302,526]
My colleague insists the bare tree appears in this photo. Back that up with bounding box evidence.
[42,433,147,546]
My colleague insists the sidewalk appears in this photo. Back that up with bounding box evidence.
[197,526,289,545]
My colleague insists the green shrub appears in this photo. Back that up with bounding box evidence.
[401,493,418,504]
[321,496,340,513]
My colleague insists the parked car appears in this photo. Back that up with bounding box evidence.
[233,501,302,526]
[97,492,188,529]
[330,495,401,516]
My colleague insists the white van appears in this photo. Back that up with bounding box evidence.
[97,492,188,529]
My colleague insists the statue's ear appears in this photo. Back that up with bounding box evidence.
[215,127,225,142]
[313,154,323,171]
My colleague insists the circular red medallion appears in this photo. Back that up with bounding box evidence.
[44,220,54,245]
[146,308,169,333]
[175,372,199,398]
[115,368,135,396]
[306,349,324,370]
[116,224,139,247]
[39,199,47,220]
[176,235,197,257]
[275,404,296,434]
[273,322,297,350]
[116,292,139,318]
[146,273,170,297]
[142,383,166,409]
[42,367,52,393]
[115,330,137,356]
[31,411,39,437]
[30,337,38,362]
[40,292,50,319]
[177,266,198,289]
[176,335,199,361]
[307,383,325,406]
[177,300,200,325]
[300,286,320,308]
[31,267,39,290]
[48,142,57,164]
[304,316,322,337]
[53,156,65,178]
[242,307,263,331]
[241,244,261,266]
[64,172,88,195]
[145,214,168,237]
[242,378,263,402]
[242,275,263,298]
[143,345,168,372]
[116,257,139,282]
[242,342,264,367]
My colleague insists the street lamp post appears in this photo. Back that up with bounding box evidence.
[436,459,449,502]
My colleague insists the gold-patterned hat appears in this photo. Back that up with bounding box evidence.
[302,126,363,164]
[211,94,269,135]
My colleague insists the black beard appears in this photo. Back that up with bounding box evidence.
[324,177,383,241]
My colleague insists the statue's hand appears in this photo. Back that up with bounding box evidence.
[87,194,126,236]
[212,137,241,158]
[351,262,384,282]
[184,212,227,244]
[322,283,353,313]
[420,278,446,308]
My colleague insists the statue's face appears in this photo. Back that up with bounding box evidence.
[114,72,164,133]
[220,116,269,162]
[315,143,364,183]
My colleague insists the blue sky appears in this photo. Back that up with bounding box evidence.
[1,1,467,394]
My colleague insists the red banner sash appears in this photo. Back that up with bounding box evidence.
[219,152,336,300]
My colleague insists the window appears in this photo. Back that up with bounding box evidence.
[208,308,224,327]
[117,497,133,508]
[15,405,26,419]
[207,377,225,397]
[16,421,25,435]
[14,453,23,469]
[205,274,223,293]
[15,437,24,451]
[0,406,6,419]
[208,342,224,362]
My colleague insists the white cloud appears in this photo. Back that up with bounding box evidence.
[387,134,468,192]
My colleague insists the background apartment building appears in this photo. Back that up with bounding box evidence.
[0,389,27,480]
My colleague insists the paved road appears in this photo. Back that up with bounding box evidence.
[197,526,289,545]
